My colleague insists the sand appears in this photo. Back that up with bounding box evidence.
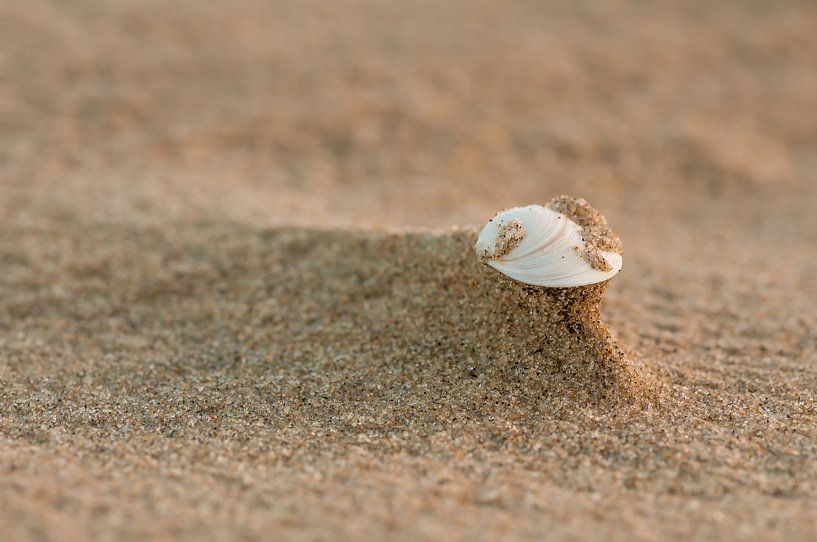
[2,1,817,540]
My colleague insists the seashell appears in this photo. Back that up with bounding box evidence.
[474,196,623,287]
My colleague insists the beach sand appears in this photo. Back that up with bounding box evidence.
[2,1,817,540]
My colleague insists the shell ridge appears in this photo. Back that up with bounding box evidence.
[501,212,569,263]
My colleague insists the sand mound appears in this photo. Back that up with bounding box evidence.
[331,228,659,407]
[3,224,659,427]
[4,223,658,413]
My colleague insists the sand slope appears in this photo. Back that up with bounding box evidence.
[2,224,817,540]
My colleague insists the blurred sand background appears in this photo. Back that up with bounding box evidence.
[2,0,817,540]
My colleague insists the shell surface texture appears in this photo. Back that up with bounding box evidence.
[475,197,623,288]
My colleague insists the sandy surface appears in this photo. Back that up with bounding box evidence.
[2,1,817,540]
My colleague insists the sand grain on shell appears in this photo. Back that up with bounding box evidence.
[547,195,623,272]
[483,218,526,260]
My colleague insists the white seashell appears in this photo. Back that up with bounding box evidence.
[474,204,623,287]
